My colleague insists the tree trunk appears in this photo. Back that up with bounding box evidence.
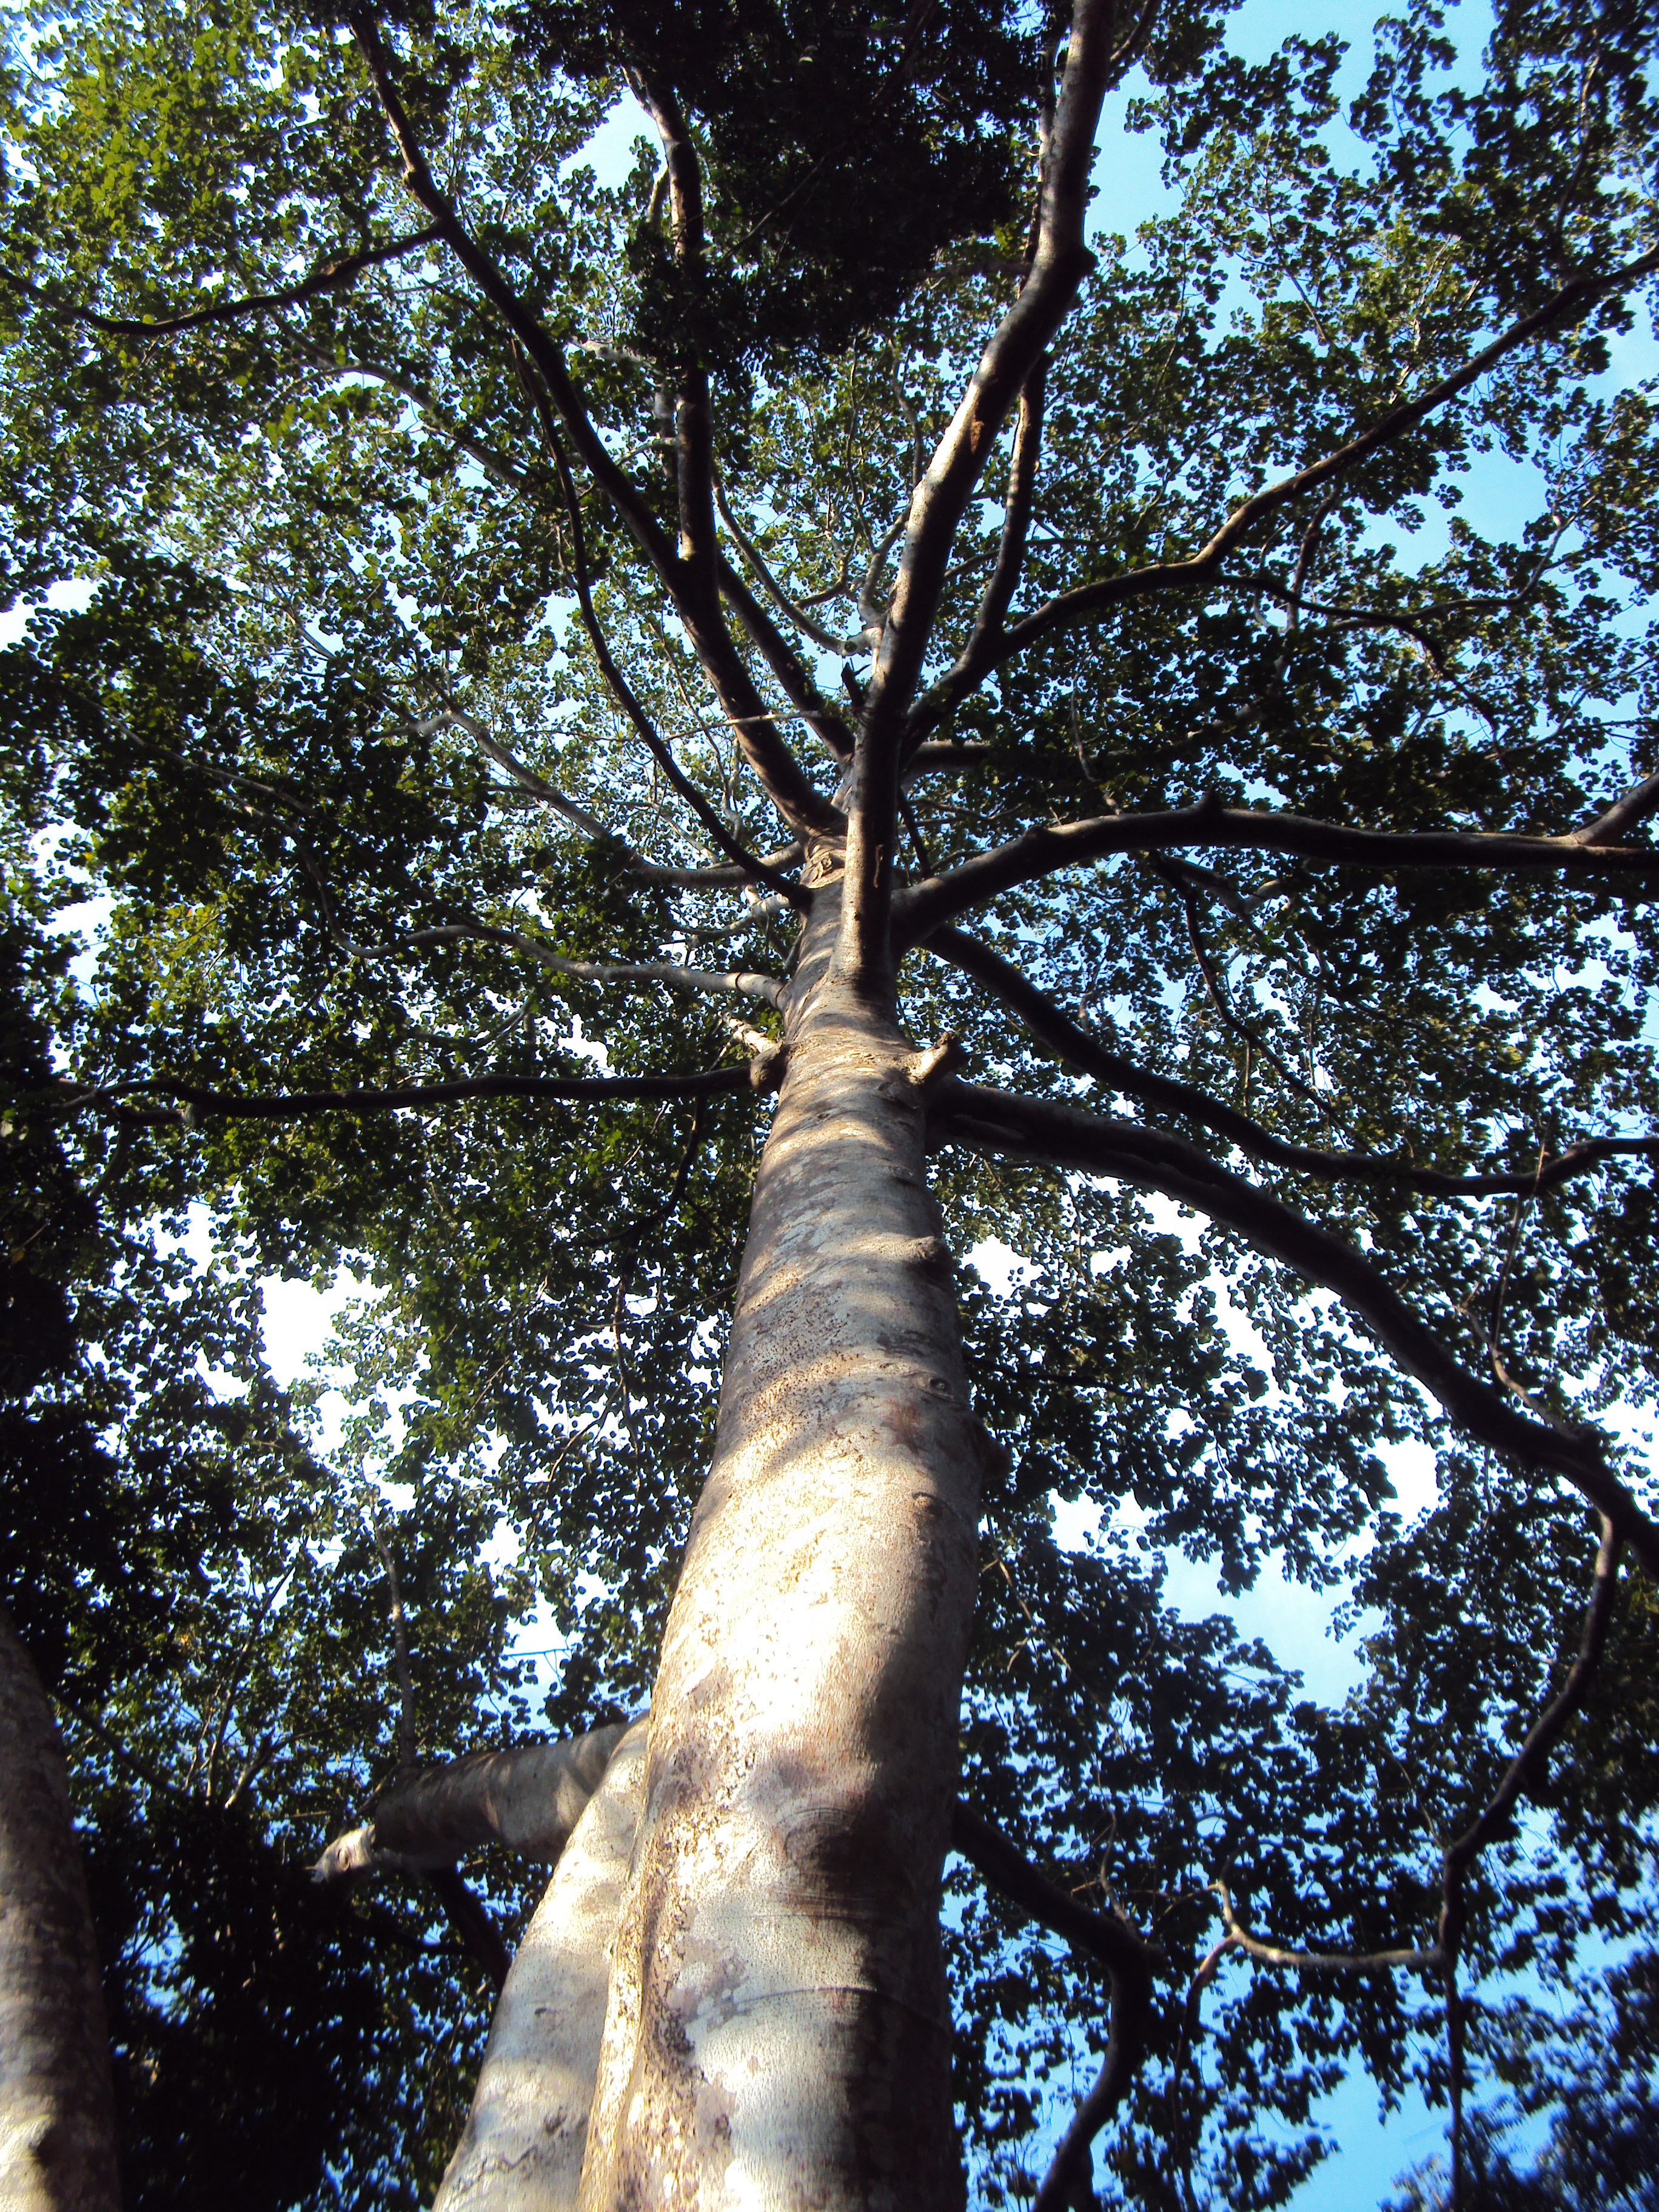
[0,1604,121,2212]
[579,893,989,2211]
[434,1718,649,2210]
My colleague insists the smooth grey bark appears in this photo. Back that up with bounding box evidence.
[0,1605,121,2212]
[311,1724,628,1882]
[432,1718,649,2211]
[578,891,992,2212]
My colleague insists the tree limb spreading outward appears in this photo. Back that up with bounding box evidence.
[904,240,1659,744]
[926,923,1659,1196]
[896,794,1659,941]
[2,225,443,336]
[33,1057,781,1128]
[1173,1517,1621,2207]
[345,9,842,845]
[928,1079,1659,1577]
[508,343,817,907]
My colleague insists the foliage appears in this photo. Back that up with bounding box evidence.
[1,0,1657,2205]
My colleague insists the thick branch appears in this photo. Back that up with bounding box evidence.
[966,241,1659,682]
[928,1079,1659,1575]
[4,224,441,337]
[924,924,1658,1197]
[896,794,1659,940]
[312,1724,629,1883]
[631,70,717,577]
[839,0,1121,987]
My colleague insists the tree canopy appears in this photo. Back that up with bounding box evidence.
[1,0,1657,2205]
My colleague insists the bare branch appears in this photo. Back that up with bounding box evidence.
[298,346,534,500]
[1208,1883,1437,1976]
[346,12,837,837]
[896,793,1659,942]
[628,843,804,889]
[927,1079,1659,1575]
[716,483,860,659]
[1437,1514,1622,2197]
[411,709,613,839]
[4,225,442,337]
[922,923,1659,1197]
[509,347,814,902]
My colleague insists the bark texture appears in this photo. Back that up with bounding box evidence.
[0,1605,120,2212]
[433,1718,649,2211]
[579,896,988,2212]
[312,1723,628,1881]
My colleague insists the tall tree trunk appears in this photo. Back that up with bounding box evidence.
[0,1604,121,2212]
[580,893,989,2211]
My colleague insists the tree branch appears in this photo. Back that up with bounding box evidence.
[927,1079,1659,1575]
[1437,1513,1622,2199]
[1571,766,1659,845]
[37,1059,777,1126]
[404,920,787,1007]
[346,10,838,839]
[4,225,442,337]
[410,709,612,840]
[424,1865,512,1992]
[716,555,856,759]
[922,923,1659,1197]
[715,483,861,659]
[509,347,816,901]
[627,843,804,890]
[895,794,1659,941]
[837,0,1121,990]
[957,241,1659,683]
[953,1798,1160,2212]
[629,68,718,578]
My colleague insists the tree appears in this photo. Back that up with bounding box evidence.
[1,0,1657,2205]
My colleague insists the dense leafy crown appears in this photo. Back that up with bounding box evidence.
[1,0,1657,2204]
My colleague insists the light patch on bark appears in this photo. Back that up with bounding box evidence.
[432,1717,649,2211]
